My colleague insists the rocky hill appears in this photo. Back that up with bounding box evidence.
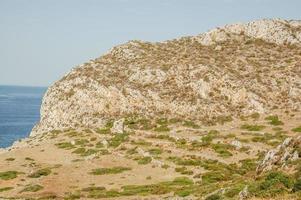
[0,19,301,200]
[31,18,301,135]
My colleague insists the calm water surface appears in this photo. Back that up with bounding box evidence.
[0,85,46,148]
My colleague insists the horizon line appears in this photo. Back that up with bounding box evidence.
[0,84,48,88]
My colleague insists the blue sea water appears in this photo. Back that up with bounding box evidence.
[0,85,47,148]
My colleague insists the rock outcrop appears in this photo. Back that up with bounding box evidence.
[256,136,301,174]
[31,19,301,135]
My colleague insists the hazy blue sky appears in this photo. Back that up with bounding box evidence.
[1,0,300,86]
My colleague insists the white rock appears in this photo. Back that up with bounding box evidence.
[111,118,124,134]
[231,140,242,149]
[101,139,108,148]
[291,151,299,161]
[137,147,150,157]
[151,159,163,167]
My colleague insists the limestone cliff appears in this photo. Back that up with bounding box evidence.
[31,19,301,135]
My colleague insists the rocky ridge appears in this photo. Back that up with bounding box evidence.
[31,18,301,135]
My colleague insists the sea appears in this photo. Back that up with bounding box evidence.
[0,85,47,148]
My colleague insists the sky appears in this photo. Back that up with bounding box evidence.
[0,0,300,87]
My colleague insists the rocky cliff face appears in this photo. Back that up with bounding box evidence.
[32,19,301,135]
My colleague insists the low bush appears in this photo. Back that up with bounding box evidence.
[0,171,19,180]
[20,184,43,193]
[90,167,131,175]
[241,124,265,131]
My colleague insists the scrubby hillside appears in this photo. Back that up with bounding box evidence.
[32,18,301,135]
[0,19,301,200]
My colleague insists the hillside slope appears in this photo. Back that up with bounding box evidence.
[31,18,301,135]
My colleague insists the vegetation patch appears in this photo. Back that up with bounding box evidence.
[148,148,163,155]
[81,177,194,198]
[211,143,233,158]
[109,133,129,148]
[201,130,219,146]
[154,125,170,132]
[90,167,131,175]
[136,157,152,165]
[292,126,301,133]
[72,148,99,157]
[20,184,43,193]
[0,171,20,180]
[0,187,13,192]
[183,120,200,129]
[5,158,15,161]
[249,171,294,197]
[265,115,284,126]
[125,117,154,130]
[241,124,265,131]
[55,142,75,149]
[175,167,193,175]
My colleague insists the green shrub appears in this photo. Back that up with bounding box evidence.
[21,184,43,193]
[265,115,284,126]
[90,167,131,175]
[55,142,75,149]
[241,124,265,131]
[175,189,192,197]
[154,125,170,132]
[109,133,129,148]
[125,118,154,130]
[183,120,200,129]
[72,148,99,156]
[175,167,193,175]
[156,118,168,125]
[202,172,226,184]
[250,171,294,197]
[148,148,163,155]
[293,179,301,192]
[75,139,90,146]
[216,115,233,125]
[292,126,301,133]
[137,157,152,165]
[0,171,19,180]
[201,130,219,146]
[5,158,15,161]
[96,127,111,134]
[211,143,233,157]
[205,193,222,200]
[0,187,13,192]
[224,184,245,198]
